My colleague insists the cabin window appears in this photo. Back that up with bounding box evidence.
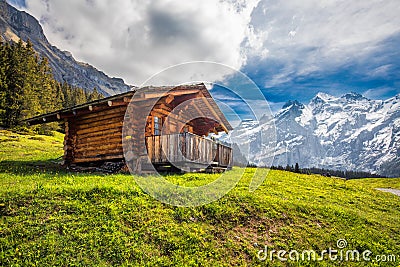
[154,116,161,135]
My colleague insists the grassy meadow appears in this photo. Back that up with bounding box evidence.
[0,130,399,266]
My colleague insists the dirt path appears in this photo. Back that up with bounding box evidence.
[376,188,400,197]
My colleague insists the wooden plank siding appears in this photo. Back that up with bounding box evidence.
[146,133,232,168]
[65,107,126,164]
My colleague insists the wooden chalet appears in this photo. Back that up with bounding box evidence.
[26,84,233,173]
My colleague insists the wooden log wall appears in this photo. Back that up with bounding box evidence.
[63,120,76,165]
[64,106,126,164]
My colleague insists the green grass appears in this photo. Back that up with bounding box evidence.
[0,130,399,266]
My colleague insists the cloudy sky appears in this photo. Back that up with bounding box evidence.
[8,0,400,113]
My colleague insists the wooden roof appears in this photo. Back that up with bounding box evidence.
[25,83,233,132]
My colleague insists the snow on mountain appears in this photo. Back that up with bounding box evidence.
[225,92,400,177]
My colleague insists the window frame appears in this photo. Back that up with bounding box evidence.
[153,116,161,136]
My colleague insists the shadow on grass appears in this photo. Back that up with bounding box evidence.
[0,159,129,176]
[0,159,66,176]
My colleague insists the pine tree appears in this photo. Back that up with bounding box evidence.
[0,41,8,124]
[55,82,65,109]
[3,40,26,128]
[87,87,102,102]
[295,163,300,173]
[0,40,104,132]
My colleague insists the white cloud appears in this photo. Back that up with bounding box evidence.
[23,0,261,85]
[247,0,400,87]
[364,87,397,100]
[368,64,393,78]
[18,0,400,93]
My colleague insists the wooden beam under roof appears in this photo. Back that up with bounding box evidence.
[143,89,200,99]
[198,91,229,134]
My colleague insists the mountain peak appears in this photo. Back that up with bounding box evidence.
[277,100,305,120]
[341,92,368,101]
[283,100,304,109]
[314,92,336,101]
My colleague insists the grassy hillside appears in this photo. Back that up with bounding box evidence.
[0,130,399,266]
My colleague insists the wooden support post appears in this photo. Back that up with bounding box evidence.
[63,119,76,166]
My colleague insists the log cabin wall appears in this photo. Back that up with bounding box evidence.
[65,106,127,164]
[63,120,75,165]
[64,95,197,165]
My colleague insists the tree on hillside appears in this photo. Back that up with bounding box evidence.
[58,83,103,108]
[87,87,102,102]
[1,40,31,127]
[0,39,104,132]
[295,162,300,173]
[285,164,291,172]
[0,40,60,129]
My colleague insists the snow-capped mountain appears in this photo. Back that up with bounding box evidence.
[224,92,400,177]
